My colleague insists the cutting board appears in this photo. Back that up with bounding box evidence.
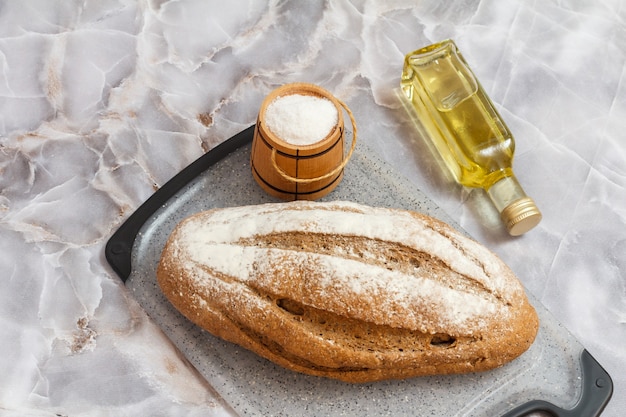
[106,126,612,417]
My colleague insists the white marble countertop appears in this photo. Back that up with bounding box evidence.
[1,1,624,416]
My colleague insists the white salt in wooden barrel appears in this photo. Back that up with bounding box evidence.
[251,83,357,200]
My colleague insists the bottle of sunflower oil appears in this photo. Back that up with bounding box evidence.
[400,39,541,236]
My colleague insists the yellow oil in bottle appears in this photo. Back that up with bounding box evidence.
[401,40,541,235]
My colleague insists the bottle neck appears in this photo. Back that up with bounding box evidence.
[487,176,542,235]
[486,175,527,212]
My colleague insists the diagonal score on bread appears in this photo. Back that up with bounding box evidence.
[157,201,539,383]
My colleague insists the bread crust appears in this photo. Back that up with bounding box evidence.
[157,201,538,383]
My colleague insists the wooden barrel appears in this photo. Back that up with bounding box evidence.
[251,83,357,200]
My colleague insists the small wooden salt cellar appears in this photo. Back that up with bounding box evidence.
[251,83,357,200]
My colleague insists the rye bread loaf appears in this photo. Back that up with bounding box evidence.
[157,201,538,383]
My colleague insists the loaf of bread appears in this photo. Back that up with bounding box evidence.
[157,201,538,383]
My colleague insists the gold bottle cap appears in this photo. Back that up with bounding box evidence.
[501,197,542,236]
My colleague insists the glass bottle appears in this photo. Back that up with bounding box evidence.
[400,39,541,236]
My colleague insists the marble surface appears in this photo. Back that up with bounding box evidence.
[0,1,623,416]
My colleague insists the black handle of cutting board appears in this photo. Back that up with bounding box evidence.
[104,125,613,417]
[105,125,256,281]
[502,349,612,417]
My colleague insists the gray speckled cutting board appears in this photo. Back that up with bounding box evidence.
[123,135,587,417]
